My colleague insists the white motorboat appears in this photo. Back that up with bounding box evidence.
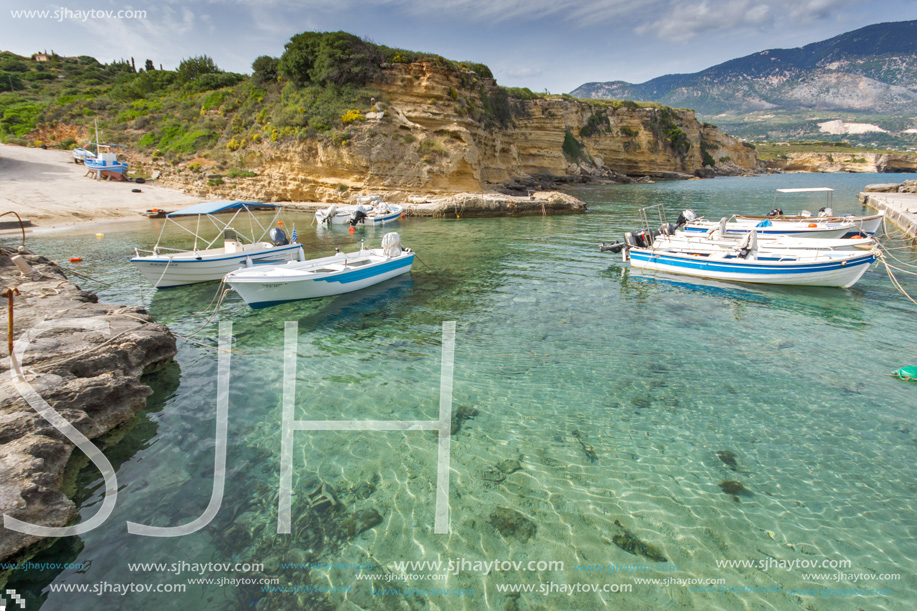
[131,201,304,288]
[734,188,884,236]
[314,198,403,226]
[599,203,878,287]
[626,231,877,288]
[226,232,414,308]
[682,214,855,238]
[652,217,877,253]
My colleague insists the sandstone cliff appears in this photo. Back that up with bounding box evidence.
[149,62,760,203]
[765,152,917,174]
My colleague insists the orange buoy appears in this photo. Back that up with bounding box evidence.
[278,221,284,226]
[808,223,817,228]
[349,226,355,233]
[69,257,82,263]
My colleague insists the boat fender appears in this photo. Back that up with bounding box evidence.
[131,188,141,193]
[134,177,146,184]
[69,257,82,263]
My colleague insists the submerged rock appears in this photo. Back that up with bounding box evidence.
[716,450,739,471]
[611,520,667,562]
[451,405,479,435]
[489,507,536,543]
[719,480,752,501]
[496,458,522,474]
[342,508,383,537]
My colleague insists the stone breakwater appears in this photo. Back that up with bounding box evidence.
[859,181,917,239]
[0,253,176,563]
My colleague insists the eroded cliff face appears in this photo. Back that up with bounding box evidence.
[154,62,760,202]
[765,152,917,173]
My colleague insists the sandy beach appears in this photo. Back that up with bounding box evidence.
[0,144,200,231]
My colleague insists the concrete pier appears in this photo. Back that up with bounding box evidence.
[858,184,917,240]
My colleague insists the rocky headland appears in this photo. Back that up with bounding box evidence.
[141,62,760,205]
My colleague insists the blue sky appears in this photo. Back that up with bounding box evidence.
[1,0,916,92]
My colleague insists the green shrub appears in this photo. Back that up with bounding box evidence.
[208,176,224,186]
[228,169,257,178]
[59,137,77,149]
[562,130,591,163]
[279,31,383,87]
[619,126,639,137]
[580,110,610,138]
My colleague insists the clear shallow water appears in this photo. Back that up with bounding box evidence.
[4,173,917,610]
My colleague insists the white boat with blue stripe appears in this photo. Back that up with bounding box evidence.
[131,201,303,288]
[626,231,877,288]
[226,233,414,308]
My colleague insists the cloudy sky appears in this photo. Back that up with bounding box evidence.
[1,0,915,92]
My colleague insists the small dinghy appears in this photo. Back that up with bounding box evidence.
[225,232,415,308]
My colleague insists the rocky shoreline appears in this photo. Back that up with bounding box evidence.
[0,252,176,565]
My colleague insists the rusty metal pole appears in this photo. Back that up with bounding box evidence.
[3,288,20,357]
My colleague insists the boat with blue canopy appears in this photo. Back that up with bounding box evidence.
[131,201,303,288]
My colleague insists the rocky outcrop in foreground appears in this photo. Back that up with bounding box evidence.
[0,253,176,562]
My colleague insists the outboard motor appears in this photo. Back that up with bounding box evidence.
[675,209,697,228]
[350,208,368,226]
[624,232,638,248]
[269,227,289,246]
[767,208,783,217]
[599,241,626,254]
[659,223,676,236]
[817,207,833,217]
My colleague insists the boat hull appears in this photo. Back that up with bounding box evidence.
[227,252,414,308]
[317,205,403,225]
[628,249,876,288]
[131,243,304,288]
[735,214,883,236]
[683,223,852,239]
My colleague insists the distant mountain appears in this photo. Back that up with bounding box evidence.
[572,20,917,117]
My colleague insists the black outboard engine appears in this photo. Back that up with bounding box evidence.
[269,227,289,246]
[350,209,368,226]
[624,232,638,248]
[599,241,626,254]
[767,208,783,217]
[659,223,676,236]
[675,209,697,228]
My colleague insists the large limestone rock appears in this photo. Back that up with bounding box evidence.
[0,254,176,562]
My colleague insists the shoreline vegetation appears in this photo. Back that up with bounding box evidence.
[1,31,761,212]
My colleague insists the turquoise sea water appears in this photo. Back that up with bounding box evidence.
[5,173,917,610]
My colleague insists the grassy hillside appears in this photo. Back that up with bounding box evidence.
[0,33,529,170]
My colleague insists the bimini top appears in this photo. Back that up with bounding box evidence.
[775,188,834,193]
[167,201,280,217]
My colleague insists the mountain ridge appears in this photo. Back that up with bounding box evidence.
[572,20,917,123]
